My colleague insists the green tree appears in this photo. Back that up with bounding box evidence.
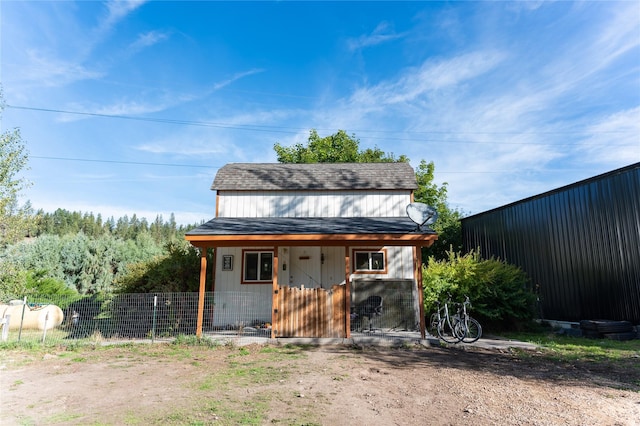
[0,93,33,246]
[274,129,461,260]
[274,129,408,163]
[4,231,166,295]
[115,240,203,293]
[413,160,463,261]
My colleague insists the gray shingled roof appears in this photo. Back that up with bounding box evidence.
[186,217,436,236]
[211,163,418,191]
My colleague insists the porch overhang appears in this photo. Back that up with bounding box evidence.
[185,217,438,247]
[185,217,437,340]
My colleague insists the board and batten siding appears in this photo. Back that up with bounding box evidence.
[217,190,412,218]
[211,245,416,327]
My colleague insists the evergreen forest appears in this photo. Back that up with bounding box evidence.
[0,209,204,299]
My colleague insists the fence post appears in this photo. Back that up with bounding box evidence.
[1,315,10,342]
[18,296,27,342]
[42,311,49,343]
[152,295,157,343]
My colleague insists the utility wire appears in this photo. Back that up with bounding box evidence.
[7,104,293,134]
[31,156,218,169]
[7,104,636,146]
[30,155,616,175]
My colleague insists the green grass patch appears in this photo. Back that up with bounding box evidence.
[503,331,640,363]
[205,398,269,425]
[46,412,83,423]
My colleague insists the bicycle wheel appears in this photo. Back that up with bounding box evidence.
[437,318,460,343]
[459,317,482,343]
[428,313,438,336]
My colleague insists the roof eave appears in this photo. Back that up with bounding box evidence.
[185,232,438,248]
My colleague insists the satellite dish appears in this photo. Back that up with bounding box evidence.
[406,203,438,231]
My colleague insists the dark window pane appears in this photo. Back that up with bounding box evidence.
[355,252,370,270]
[245,253,258,280]
[260,253,273,280]
[371,252,384,270]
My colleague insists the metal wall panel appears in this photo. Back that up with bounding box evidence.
[462,163,640,323]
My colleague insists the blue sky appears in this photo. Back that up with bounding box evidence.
[1,1,638,225]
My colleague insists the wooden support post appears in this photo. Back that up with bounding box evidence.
[344,245,351,338]
[415,245,426,339]
[271,247,279,339]
[196,247,208,338]
[208,249,217,327]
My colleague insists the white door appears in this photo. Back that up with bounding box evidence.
[289,247,322,288]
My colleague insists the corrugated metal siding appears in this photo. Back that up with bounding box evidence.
[462,163,640,323]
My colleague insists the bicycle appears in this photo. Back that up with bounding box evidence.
[451,296,482,343]
[430,295,482,343]
[428,297,459,343]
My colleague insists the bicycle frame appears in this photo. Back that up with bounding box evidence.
[431,295,482,343]
[430,298,460,343]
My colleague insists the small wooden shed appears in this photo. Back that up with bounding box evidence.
[185,163,438,338]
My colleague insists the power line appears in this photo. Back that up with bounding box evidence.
[31,156,218,169]
[7,104,295,134]
[30,155,628,175]
[7,104,637,147]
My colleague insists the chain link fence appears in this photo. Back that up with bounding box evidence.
[1,290,423,346]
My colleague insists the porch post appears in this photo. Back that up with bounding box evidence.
[415,245,426,339]
[196,246,208,338]
[344,245,351,338]
[271,246,279,339]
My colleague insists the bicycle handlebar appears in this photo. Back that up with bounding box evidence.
[463,295,472,308]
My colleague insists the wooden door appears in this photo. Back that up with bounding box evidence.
[276,285,345,338]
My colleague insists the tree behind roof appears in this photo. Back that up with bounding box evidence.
[274,129,462,260]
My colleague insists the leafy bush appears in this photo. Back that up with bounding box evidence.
[0,263,77,302]
[423,250,537,332]
[4,232,165,294]
[115,240,203,293]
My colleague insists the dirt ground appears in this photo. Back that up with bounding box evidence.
[1,341,639,425]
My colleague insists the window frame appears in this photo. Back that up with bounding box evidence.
[351,248,388,274]
[241,249,274,284]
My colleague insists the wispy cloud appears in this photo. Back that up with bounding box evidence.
[345,50,505,117]
[3,1,150,95]
[347,22,406,51]
[578,107,640,165]
[301,4,638,215]
[136,137,231,156]
[57,68,265,123]
[6,1,637,222]
[100,0,148,34]
[56,98,175,123]
[210,69,265,91]
[129,30,170,53]
[19,50,105,88]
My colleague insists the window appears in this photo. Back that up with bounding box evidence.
[242,250,273,283]
[353,249,387,273]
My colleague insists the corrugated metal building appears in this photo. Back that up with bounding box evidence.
[461,163,640,323]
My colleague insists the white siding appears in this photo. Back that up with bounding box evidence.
[347,246,415,280]
[210,245,415,326]
[213,247,273,326]
[214,246,415,291]
[217,190,412,218]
